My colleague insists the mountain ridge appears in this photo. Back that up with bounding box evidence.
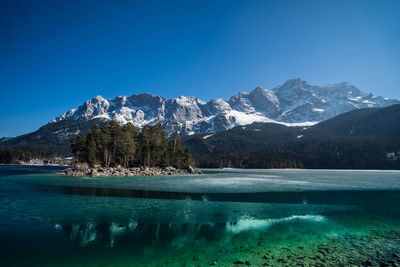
[50,78,400,135]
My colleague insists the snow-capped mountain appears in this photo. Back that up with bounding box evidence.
[51,79,400,135]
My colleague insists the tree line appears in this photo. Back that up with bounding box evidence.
[70,121,193,169]
[0,147,44,164]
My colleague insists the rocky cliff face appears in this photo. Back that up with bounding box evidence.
[50,78,399,135]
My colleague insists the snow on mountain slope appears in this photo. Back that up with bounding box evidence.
[51,79,400,135]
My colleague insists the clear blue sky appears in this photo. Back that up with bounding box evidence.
[1,0,399,137]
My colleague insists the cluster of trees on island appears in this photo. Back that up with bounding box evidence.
[70,121,193,169]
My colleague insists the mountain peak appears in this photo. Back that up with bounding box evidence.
[280,78,310,89]
[237,91,249,97]
[92,95,107,102]
[252,86,270,93]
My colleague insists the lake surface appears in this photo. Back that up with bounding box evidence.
[1,166,400,266]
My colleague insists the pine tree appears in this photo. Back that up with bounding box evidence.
[70,135,86,161]
[86,132,97,166]
[100,124,112,167]
[118,123,137,167]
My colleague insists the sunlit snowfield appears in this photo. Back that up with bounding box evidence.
[1,166,400,266]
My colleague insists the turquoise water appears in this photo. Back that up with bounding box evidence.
[1,166,400,266]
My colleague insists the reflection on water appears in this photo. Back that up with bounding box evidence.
[28,182,400,209]
[1,167,400,266]
[56,221,139,247]
[56,221,221,248]
[225,215,326,234]
[55,215,327,248]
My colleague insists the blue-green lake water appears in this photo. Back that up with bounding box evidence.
[1,166,400,266]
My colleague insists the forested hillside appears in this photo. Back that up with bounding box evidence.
[1,119,106,157]
[307,104,400,137]
[182,104,400,170]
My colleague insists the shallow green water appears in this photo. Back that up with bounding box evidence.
[1,166,400,266]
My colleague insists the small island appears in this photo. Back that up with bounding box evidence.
[59,121,202,177]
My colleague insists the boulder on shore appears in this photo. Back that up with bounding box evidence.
[58,166,202,177]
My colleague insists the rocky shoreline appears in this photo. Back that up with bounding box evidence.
[58,166,203,177]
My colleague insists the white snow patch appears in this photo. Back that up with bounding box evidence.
[227,110,275,125]
[279,121,318,127]
[175,96,197,106]
[203,134,214,139]
[93,114,111,120]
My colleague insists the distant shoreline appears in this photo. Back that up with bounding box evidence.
[1,164,400,172]
[0,163,70,167]
[205,167,400,172]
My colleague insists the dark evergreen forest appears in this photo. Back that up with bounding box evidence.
[0,147,41,164]
[182,122,400,169]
